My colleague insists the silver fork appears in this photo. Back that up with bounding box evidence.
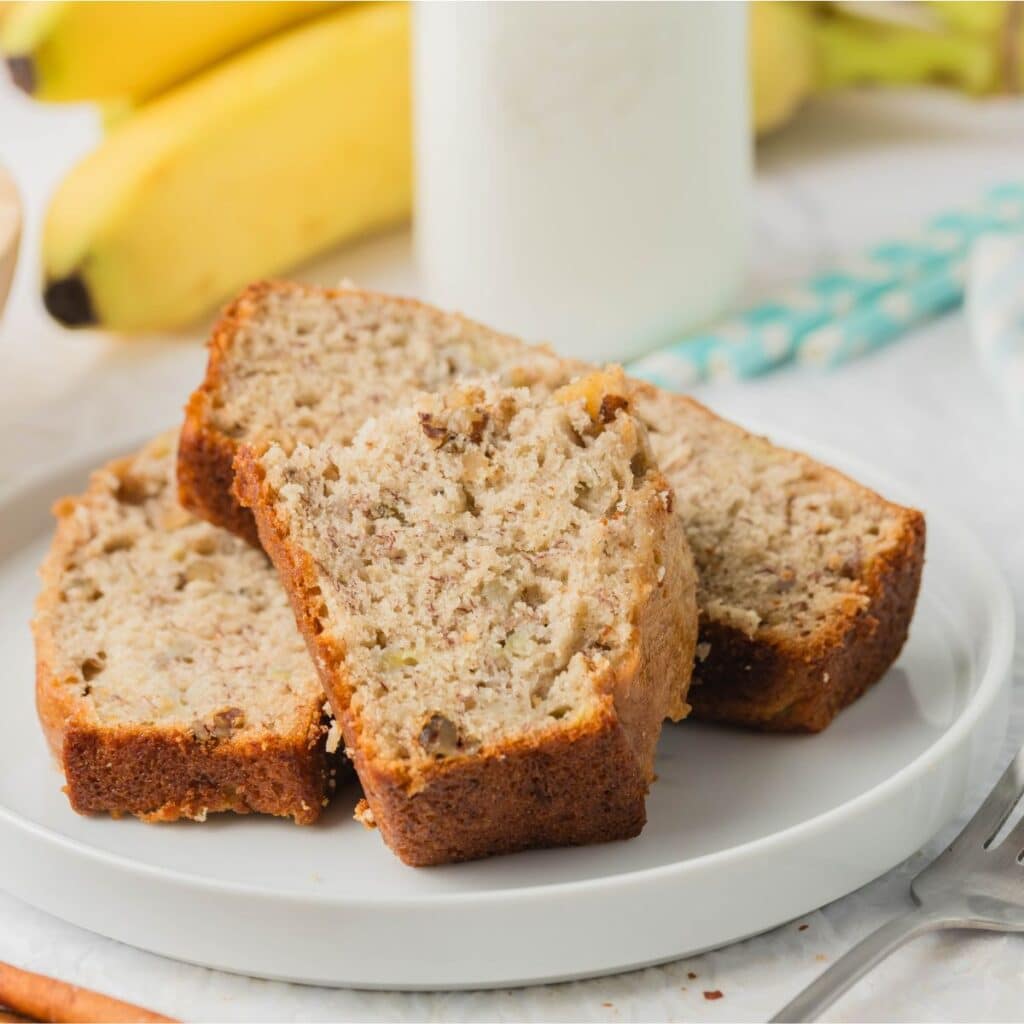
[772,744,1024,1022]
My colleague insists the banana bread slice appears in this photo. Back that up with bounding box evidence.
[179,281,925,733]
[632,385,925,731]
[234,376,698,865]
[33,431,334,823]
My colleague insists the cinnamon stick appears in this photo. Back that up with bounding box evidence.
[0,1008,34,1023]
[0,962,177,1023]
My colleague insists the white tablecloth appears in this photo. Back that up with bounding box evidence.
[1,84,1023,1021]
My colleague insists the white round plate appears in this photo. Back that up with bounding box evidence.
[0,432,1013,990]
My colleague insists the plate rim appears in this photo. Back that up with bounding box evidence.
[0,426,1015,912]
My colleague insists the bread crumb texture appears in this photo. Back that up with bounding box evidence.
[208,285,569,454]
[635,386,915,641]
[34,431,332,822]
[41,432,320,734]
[254,375,691,768]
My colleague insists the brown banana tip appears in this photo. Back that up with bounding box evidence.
[5,57,34,94]
[44,276,96,327]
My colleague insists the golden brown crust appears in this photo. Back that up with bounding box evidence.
[182,281,925,734]
[32,442,332,824]
[234,444,695,865]
[178,285,273,543]
[355,722,648,865]
[59,721,328,824]
[621,473,699,729]
[178,410,260,546]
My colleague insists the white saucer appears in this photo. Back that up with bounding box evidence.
[0,432,1013,990]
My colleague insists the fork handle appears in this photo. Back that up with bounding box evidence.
[770,909,952,1022]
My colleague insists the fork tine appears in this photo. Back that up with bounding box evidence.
[953,745,1024,849]
[996,813,1024,862]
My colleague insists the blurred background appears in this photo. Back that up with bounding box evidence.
[0,1,1022,447]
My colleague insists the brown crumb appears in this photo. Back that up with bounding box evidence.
[354,798,377,829]
[467,411,489,444]
[602,1002,613,1008]
[599,393,629,423]
[417,411,450,446]
[687,971,697,979]
[798,923,808,931]
[703,990,724,1001]
[815,954,828,962]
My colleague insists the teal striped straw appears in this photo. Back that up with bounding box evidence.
[628,182,1024,388]
[797,260,965,369]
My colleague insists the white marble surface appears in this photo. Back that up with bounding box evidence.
[1,82,1023,1021]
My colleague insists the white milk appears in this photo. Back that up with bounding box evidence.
[413,2,751,363]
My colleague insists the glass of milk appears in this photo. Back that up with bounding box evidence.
[413,1,751,363]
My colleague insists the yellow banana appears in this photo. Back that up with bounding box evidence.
[98,97,134,133]
[43,2,411,332]
[816,8,997,94]
[750,2,819,136]
[1,1,339,103]
[924,0,1022,90]
[924,1,1011,38]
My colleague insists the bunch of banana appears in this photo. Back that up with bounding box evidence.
[1,1,411,331]
[752,1,1024,136]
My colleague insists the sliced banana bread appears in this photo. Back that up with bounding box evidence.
[234,376,698,864]
[33,431,334,823]
[180,282,925,733]
[632,386,925,731]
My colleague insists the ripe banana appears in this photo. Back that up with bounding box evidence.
[43,2,411,332]
[925,0,1023,90]
[1,1,338,103]
[750,2,819,136]
[925,2,1011,38]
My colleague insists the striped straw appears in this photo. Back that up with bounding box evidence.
[628,182,1024,388]
[797,260,966,369]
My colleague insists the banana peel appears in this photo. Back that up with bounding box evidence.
[750,2,819,135]
[817,7,999,94]
[925,0,1023,90]
[925,1,1011,38]
[1,1,340,103]
[42,3,411,332]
